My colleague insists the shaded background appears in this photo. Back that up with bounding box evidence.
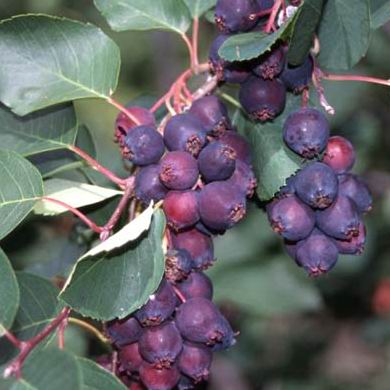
[1,1,390,389]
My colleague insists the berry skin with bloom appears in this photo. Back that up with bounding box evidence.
[139,362,181,390]
[135,165,169,206]
[281,55,314,93]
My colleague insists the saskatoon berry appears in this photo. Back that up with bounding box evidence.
[159,151,199,190]
[165,249,193,283]
[163,190,199,231]
[278,175,296,197]
[283,108,330,158]
[239,76,286,121]
[118,342,143,373]
[124,125,165,166]
[95,355,114,372]
[171,228,214,270]
[178,342,213,383]
[189,95,232,136]
[135,165,168,206]
[139,362,180,390]
[323,136,356,174]
[176,271,214,300]
[227,160,257,198]
[252,46,285,79]
[284,239,297,260]
[218,131,252,165]
[266,195,315,241]
[106,317,142,347]
[177,375,196,390]
[333,222,366,255]
[135,279,177,326]
[138,321,183,368]
[296,228,339,276]
[163,113,207,157]
[281,55,313,93]
[198,182,247,231]
[294,162,338,209]
[316,195,361,240]
[198,141,236,182]
[215,0,259,32]
[128,382,145,390]
[338,174,372,214]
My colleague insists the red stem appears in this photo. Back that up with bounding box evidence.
[57,317,68,349]
[301,88,309,108]
[181,33,196,70]
[106,97,141,126]
[4,330,23,349]
[265,0,282,33]
[192,18,200,70]
[321,73,390,87]
[249,8,272,20]
[172,285,187,303]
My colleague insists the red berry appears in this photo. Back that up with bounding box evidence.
[139,362,180,390]
[118,342,143,373]
[323,136,356,174]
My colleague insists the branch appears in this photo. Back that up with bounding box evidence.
[321,73,390,87]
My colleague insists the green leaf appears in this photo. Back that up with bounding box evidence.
[0,249,19,336]
[0,15,121,115]
[318,0,371,70]
[0,150,43,240]
[370,0,390,29]
[60,210,166,320]
[237,94,304,201]
[0,378,36,390]
[94,0,191,34]
[183,0,216,18]
[218,9,301,62]
[287,0,324,66]
[77,358,126,390]
[0,103,77,157]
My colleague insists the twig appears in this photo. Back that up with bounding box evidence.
[192,17,200,70]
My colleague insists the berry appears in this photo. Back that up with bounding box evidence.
[176,272,214,300]
[138,321,183,368]
[159,152,199,190]
[323,136,356,174]
[333,222,366,255]
[178,342,213,383]
[135,165,168,206]
[165,249,193,283]
[106,317,142,347]
[283,108,330,158]
[338,174,372,214]
[124,125,165,165]
[294,162,338,209]
[295,229,339,276]
[316,195,361,240]
[215,0,259,32]
[95,355,115,372]
[119,343,143,373]
[171,228,214,270]
[135,279,177,326]
[163,113,207,157]
[284,239,297,260]
[198,141,236,182]
[227,160,257,198]
[189,95,232,136]
[139,362,180,390]
[198,182,247,231]
[177,375,196,390]
[175,298,235,348]
[281,55,313,93]
[266,195,315,241]
[218,131,252,165]
[252,46,285,79]
[278,175,296,197]
[163,191,199,231]
[239,76,286,121]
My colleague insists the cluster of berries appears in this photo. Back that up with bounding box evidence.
[268,107,372,276]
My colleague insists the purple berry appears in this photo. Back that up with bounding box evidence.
[177,375,196,390]
[283,108,330,158]
[323,136,356,174]
[239,76,286,121]
[163,113,207,157]
[95,355,115,373]
[198,182,247,231]
[198,141,236,182]
[227,160,257,198]
[139,321,183,368]
[106,317,142,347]
[165,249,193,283]
[178,342,213,383]
[333,222,366,255]
[135,165,169,206]
[175,298,235,348]
[267,195,315,241]
[118,342,143,373]
[159,152,199,190]
[218,131,252,165]
[316,195,361,240]
[163,190,199,231]
[176,272,214,300]
[252,46,285,79]
[281,55,313,93]
[284,239,297,260]
[135,279,178,326]
[139,362,180,390]
[338,174,372,214]
[296,229,339,276]
[278,175,296,197]
[294,162,338,209]
[171,228,214,270]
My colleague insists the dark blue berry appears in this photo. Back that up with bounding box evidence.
[323,136,356,173]
[294,162,338,209]
[139,362,180,390]
[218,131,252,165]
[338,174,372,214]
[227,160,257,198]
[281,55,313,93]
[278,175,296,197]
[283,108,330,158]
[252,46,285,79]
[135,165,169,206]
[333,222,366,255]
[165,249,193,283]
[118,342,143,373]
[178,342,212,383]
[106,317,142,347]
[177,272,214,300]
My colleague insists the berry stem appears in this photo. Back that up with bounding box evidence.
[68,317,110,345]
[192,76,218,100]
[3,330,23,349]
[321,73,390,87]
[192,17,200,70]
[69,145,126,187]
[217,92,243,110]
[312,68,335,115]
[301,88,309,108]
[42,197,103,234]
[106,97,142,126]
[180,32,197,70]
[265,0,282,33]
[4,307,71,379]
[57,316,68,349]
[249,8,272,21]
[171,284,187,303]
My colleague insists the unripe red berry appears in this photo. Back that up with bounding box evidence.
[118,342,143,373]
[323,136,356,174]
[139,362,180,390]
